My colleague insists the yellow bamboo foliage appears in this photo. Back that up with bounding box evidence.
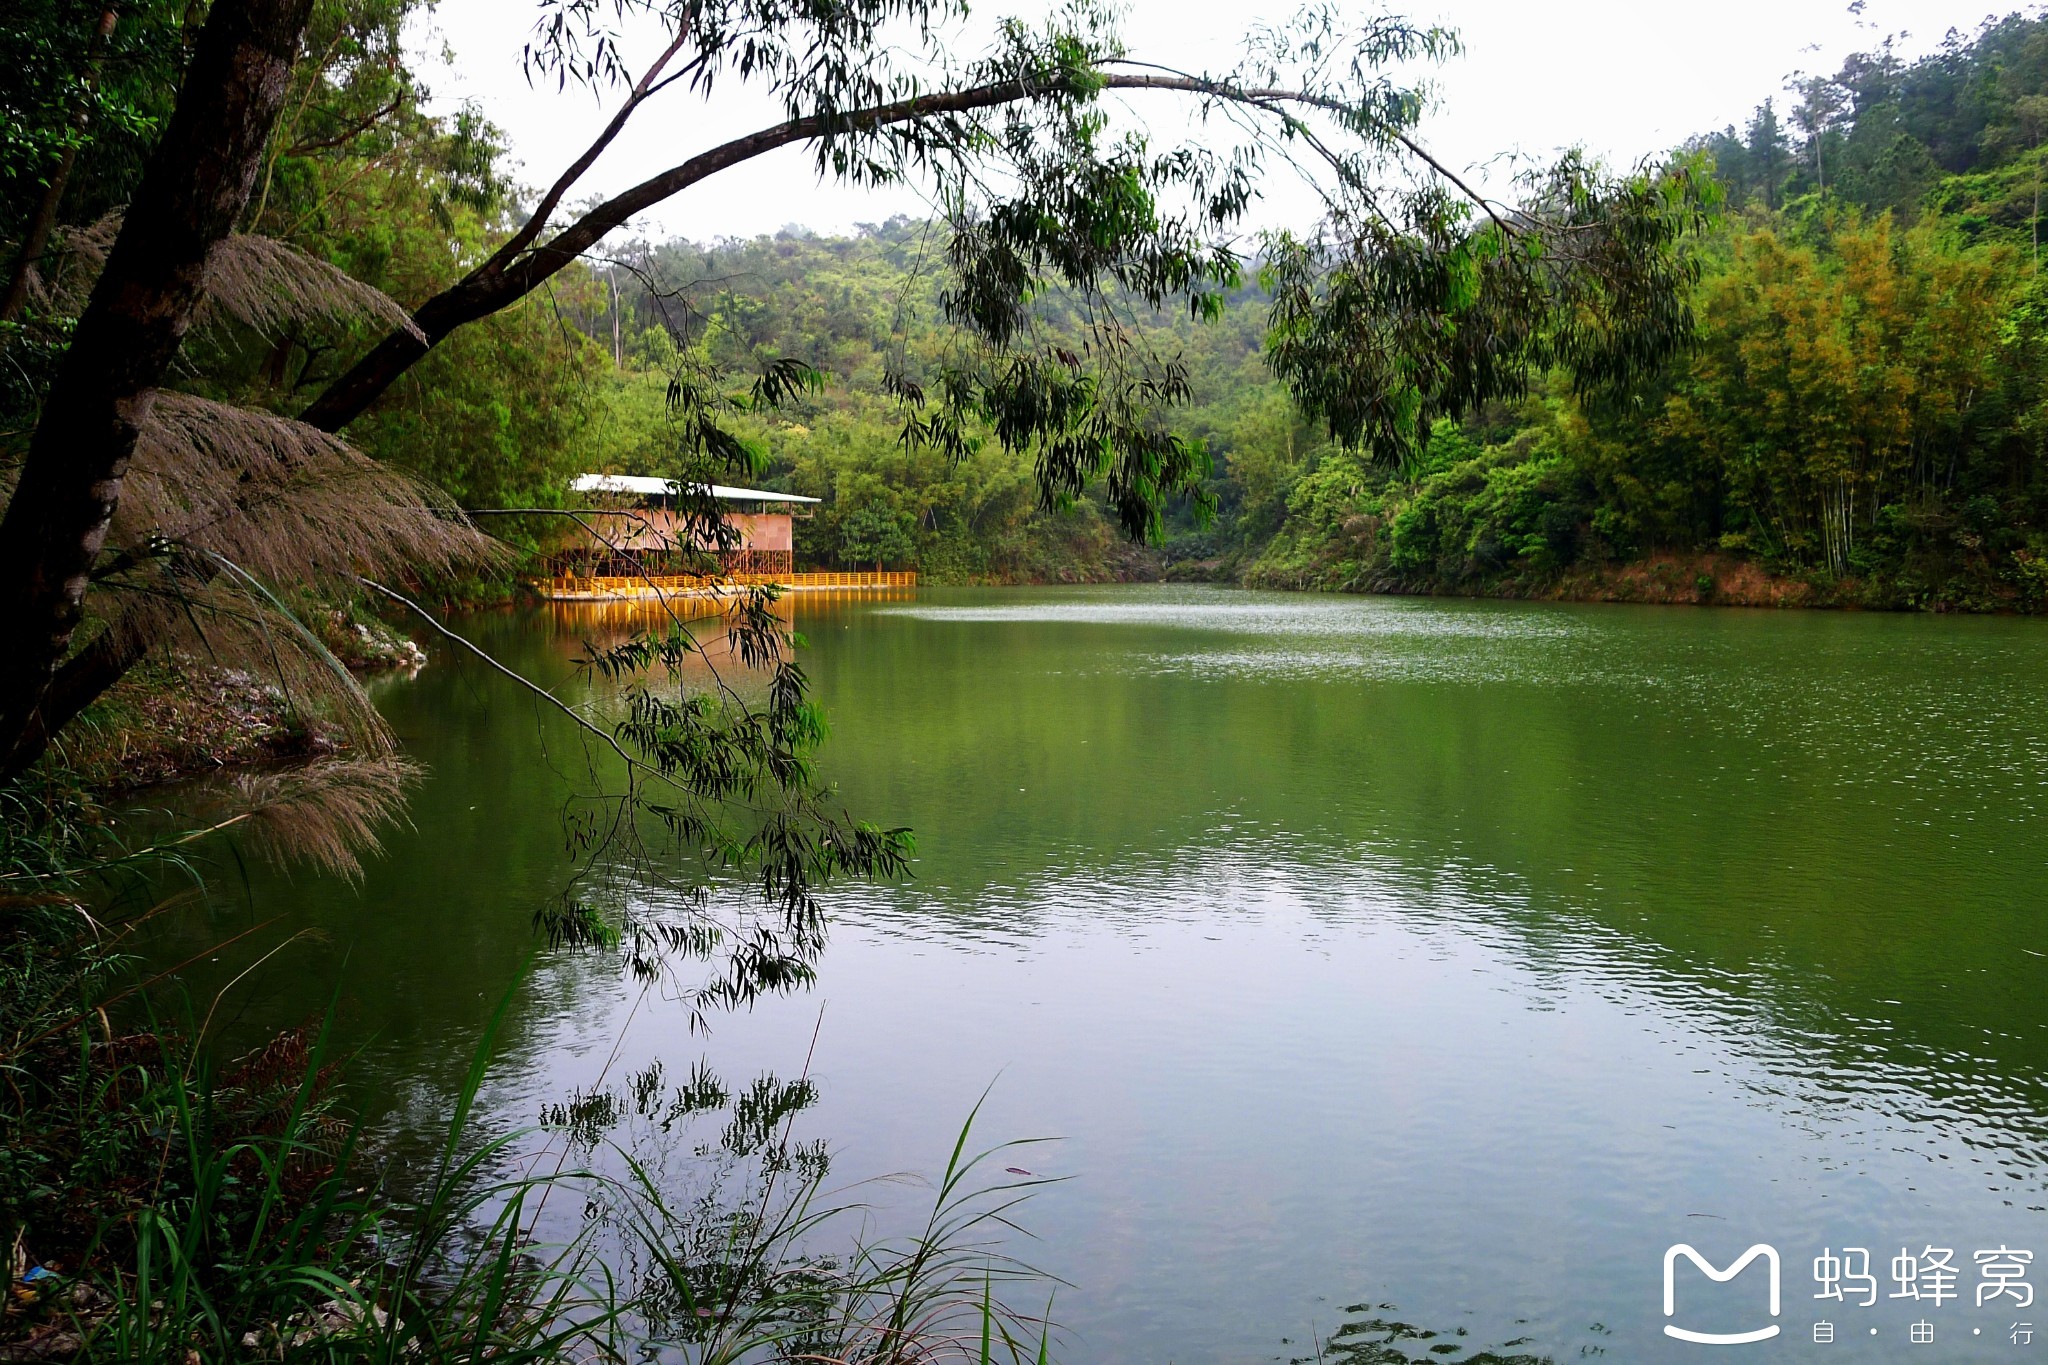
[1681,212,2011,573]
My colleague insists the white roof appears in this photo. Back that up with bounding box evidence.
[570,473,819,505]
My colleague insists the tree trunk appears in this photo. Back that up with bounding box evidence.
[0,0,316,777]
[3,616,156,771]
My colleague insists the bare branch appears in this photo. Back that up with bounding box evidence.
[483,21,699,275]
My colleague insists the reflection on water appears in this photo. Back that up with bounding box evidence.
[145,586,2048,1362]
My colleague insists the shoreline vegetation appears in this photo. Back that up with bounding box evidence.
[58,612,427,793]
[876,548,1987,610]
[0,918,1068,1364]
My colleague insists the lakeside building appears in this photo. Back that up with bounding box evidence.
[538,473,915,601]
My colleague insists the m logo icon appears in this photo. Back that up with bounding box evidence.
[1663,1244,1782,1345]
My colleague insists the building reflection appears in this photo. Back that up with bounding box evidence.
[538,585,915,685]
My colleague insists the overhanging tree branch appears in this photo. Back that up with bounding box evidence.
[481,22,700,277]
[298,70,1438,434]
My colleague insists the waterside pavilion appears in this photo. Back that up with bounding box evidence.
[537,473,916,601]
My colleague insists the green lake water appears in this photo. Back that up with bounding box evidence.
[147,585,2048,1361]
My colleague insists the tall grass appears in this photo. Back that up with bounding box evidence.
[615,1087,1061,1365]
[2,962,1062,1364]
[3,770,1059,1364]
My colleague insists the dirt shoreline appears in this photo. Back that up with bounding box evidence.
[63,613,427,793]
[1237,548,2048,614]
[1417,553,1834,610]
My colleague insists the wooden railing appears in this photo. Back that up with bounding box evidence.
[545,548,795,578]
[539,570,917,600]
[781,571,919,588]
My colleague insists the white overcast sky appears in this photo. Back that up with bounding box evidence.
[410,0,2020,243]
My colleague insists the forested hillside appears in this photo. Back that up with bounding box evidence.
[1224,11,2048,608]
[563,224,1287,582]
[562,12,2048,606]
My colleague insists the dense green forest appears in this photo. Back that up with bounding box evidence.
[21,6,2044,606]
[547,12,2048,608]
[563,227,1280,581]
[1304,10,2048,610]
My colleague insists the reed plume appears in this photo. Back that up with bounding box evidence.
[6,218,501,873]
[41,213,423,340]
